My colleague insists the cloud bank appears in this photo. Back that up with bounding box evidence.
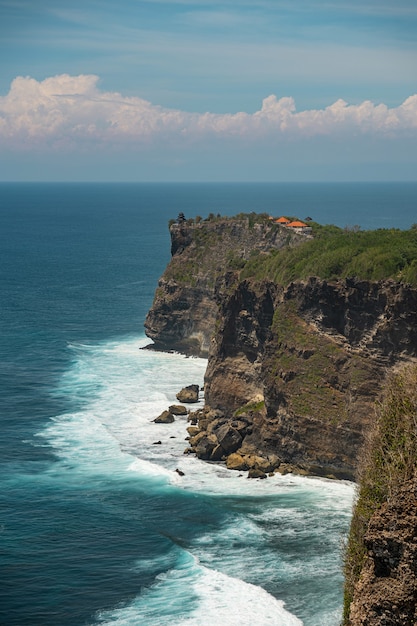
[1,74,416,150]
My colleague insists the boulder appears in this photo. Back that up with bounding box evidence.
[169,404,188,415]
[226,453,249,471]
[210,444,226,462]
[246,455,274,473]
[176,384,200,403]
[186,426,200,437]
[248,468,267,479]
[214,423,242,454]
[154,410,175,424]
[193,433,218,460]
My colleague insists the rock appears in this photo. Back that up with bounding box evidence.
[154,410,175,423]
[214,422,242,454]
[248,468,267,479]
[277,463,294,475]
[188,430,209,447]
[192,433,218,460]
[226,453,249,471]
[246,454,274,473]
[152,440,162,445]
[210,444,225,461]
[186,426,200,437]
[176,385,200,403]
[169,404,188,415]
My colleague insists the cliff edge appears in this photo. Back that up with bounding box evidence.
[145,214,417,623]
[144,214,305,355]
[145,215,417,478]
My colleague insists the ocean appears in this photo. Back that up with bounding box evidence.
[1,182,416,626]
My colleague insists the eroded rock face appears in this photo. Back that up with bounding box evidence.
[348,477,417,625]
[145,218,417,479]
[201,277,417,480]
[144,217,304,356]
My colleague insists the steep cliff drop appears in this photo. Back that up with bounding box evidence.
[144,214,304,356]
[145,215,417,480]
[199,276,417,480]
[344,365,417,625]
[145,214,417,623]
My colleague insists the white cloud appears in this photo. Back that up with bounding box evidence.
[0,74,416,150]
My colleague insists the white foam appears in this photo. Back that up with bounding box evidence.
[46,335,354,506]
[40,335,353,626]
[96,552,303,626]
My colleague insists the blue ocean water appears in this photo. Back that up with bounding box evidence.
[1,182,416,626]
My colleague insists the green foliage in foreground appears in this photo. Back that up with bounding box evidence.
[241,224,417,286]
[342,364,417,623]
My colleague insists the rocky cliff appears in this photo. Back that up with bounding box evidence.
[144,214,305,355]
[195,276,417,480]
[145,214,417,622]
[344,365,417,625]
[145,217,417,479]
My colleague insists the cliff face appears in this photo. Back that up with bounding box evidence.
[144,216,304,355]
[146,218,417,477]
[348,476,417,625]
[145,216,417,621]
[200,277,417,480]
[344,365,417,625]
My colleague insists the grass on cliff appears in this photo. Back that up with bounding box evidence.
[342,364,417,623]
[267,301,373,426]
[241,224,417,286]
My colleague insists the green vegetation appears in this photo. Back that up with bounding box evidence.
[234,400,265,416]
[268,301,353,424]
[241,224,417,286]
[343,364,417,623]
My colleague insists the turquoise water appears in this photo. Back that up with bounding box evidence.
[1,182,416,625]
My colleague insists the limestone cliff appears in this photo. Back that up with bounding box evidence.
[144,215,304,355]
[197,277,417,480]
[344,365,417,625]
[145,215,417,622]
[145,217,417,478]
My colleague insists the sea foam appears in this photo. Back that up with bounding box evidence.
[38,336,354,626]
[95,551,303,626]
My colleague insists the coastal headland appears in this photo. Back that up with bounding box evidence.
[144,212,417,624]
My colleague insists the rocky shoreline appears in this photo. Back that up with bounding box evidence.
[145,213,417,623]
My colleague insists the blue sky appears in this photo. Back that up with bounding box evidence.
[0,0,416,181]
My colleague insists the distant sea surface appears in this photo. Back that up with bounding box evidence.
[1,182,416,626]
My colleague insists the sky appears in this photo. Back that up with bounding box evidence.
[0,0,416,182]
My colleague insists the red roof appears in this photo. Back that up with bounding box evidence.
[275,216,290,224]
[286,220,308,228]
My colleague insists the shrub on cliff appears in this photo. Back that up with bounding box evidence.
[242,225,417,286]
[343,364,417,623]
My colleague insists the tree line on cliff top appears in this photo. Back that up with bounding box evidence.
[241,222,417,286]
